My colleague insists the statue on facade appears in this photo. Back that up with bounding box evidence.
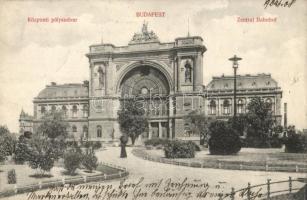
[129,22,160,44]
[185,62,192,83]
[98,66,105,88]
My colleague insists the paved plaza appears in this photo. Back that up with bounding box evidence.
[4,147,306,200]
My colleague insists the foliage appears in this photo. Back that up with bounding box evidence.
[245,97,274,139]
[38,111,69,139]
[208,120,241,155]
[82,152,98,172]
[144,138,170,147]
[37,112,68,158]
[284,127,307,153]
[27,134,56,175]
[0,125,16,157]
[184,111,214,145]
[64,150,83,175]
[228,115,247,136]
[92,141,102,150]
[164,140,196,158]
[118,100,148,145]
[13,135,30,164]
[273,125,284,134]
[186,141,201,151]
[7,169,16,184]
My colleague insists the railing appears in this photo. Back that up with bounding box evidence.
[227,177,305,200]
[0,162,129,198]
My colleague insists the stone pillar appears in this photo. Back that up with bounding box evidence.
[173,58,177,92]
[158,122,163,138]
[148,123,152,139]
[194,52,203,91]
[177,57,181,91]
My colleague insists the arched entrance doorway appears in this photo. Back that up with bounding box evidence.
[119,65,171,139]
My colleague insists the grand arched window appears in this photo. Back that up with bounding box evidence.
[237,99,244,114]
[72,125,77,132]
[97,125,102,138]
[72,105,78,118]
[83,125,88,139]
[209,100,216,115]
[223,100,231,115]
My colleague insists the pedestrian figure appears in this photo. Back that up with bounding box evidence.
[120,135,128,158]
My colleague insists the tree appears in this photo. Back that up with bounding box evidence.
[245,97,274,139]
[13,135,30,164]
[64,150,83,175]
[184,111,214,145]
[37,111,69,158]
[27,134,56,176]
[0,126,16,162]
[38,111,68,139]
[208,120,241,155]
[118,100,148,145]
[82,152,98,172]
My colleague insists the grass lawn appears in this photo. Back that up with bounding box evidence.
[0,162,122,193]
[145,147,307,166]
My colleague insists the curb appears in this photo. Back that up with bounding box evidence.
[0,162,129,199]
[132,148,307,173]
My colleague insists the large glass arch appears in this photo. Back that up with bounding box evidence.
[119,65,170,98]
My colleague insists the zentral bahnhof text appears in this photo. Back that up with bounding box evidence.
[237,17,277,23]
[28,17,78,23]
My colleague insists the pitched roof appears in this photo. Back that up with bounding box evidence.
[207,73,278,90]
[36,82,89,99]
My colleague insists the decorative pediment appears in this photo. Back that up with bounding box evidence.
[129,23,160,45]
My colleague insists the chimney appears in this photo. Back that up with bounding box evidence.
[284,102,287,129]
[51,82,56,86]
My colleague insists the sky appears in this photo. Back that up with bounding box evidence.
[0,0,306,132]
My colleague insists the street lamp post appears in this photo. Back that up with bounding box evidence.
[228,55,242,120]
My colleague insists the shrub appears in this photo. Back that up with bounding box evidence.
[243,136,271,148]
[269,134,283,148]
[64,151,83,175]
[92,142,102,150]
[144,138,169,147]
[7,169,16,184]
[82,152,98,172]
[285,134,307,153]
[13,136,30,164]
[164,140,195,158]
[27,135,56,175]
[208,121,241,155]
[186,141,201,151]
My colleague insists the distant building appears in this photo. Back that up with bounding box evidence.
[206,74,282,125]
[19,109,34,136]
[19,23,283,142]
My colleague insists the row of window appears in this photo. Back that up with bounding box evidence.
[208,98,274,115]
[211,81,271,89]
[71,125,102,138]
[40,104,89,117]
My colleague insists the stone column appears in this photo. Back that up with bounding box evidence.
[148,122,152,139]
[177,57,181,92]
[173,58,177,92]
[158,122,163,138]
[194,52,203,91]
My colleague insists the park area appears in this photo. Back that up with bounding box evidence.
[134,147,307,172]
[0,159,126,197]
